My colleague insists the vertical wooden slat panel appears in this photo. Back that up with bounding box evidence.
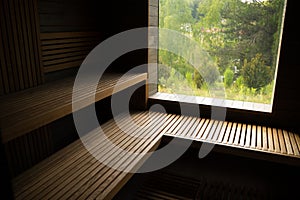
[0,0,16,92]
[15,0,29,88]
[29,0,43,85]
[0,0,44,95]
[9,0,25,90]
[24,0,38,86]
[4,126,53,178]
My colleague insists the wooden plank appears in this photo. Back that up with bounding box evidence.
[272,128,281,153]
[41,40,97,51]
[212,121,224,142]
[177,117,198,138]
[40,32,101,40]
[41,37,100,46]
[277,129,287,154]
[183,117,201,138]
[256,126,262,150]
[195,119,210,139]
[10,0,25,90]
[283,130,293,155]
[189,118,206,138]
[250,125,257,149]
[42,46,94,56]
[262,126,268,151]
[42,50,90,61]
[244,124,252,148]
[217,121,228,143]
[201,119,215,140]
[0,9,10,93]
[228,122,237,145]
[294,134,300,155]
[289,132,300,156]
[233,123,242,146]
[43,55,87,66]
[222,122,232,143]
[25,0,39,86]
[2,0,17,92]
[239,124,247,146]
[32,0,44,83]
[267,128,274,152]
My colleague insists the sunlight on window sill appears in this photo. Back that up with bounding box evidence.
[149,92,272,113]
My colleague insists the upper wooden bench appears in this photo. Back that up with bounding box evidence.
[0,72,147,143]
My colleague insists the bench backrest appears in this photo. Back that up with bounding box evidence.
[40,32,101,73]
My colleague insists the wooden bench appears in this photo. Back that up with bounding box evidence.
[12,111,169,200]
[0,72,147,143]
[160,113,300,165]
[11,111,300,199]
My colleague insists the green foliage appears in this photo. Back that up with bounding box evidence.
[194,69,204,88]
[224,68,234,87]
[158,0,286,104]
[241,54,273,91]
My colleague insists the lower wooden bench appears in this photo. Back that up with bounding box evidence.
[12,111,171,200]
[12,111,300,199]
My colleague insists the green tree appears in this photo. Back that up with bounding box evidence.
[224,68,234,87]
[241,54,273,91]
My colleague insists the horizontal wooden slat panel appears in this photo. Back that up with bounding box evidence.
[40,32,101,73]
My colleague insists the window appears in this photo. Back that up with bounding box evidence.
[150,0,287,112]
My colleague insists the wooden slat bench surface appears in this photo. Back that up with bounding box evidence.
[0,72,147,143]
[12,111,170,200]
[12,111,300,199]
[161,114,300,163]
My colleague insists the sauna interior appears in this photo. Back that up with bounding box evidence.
[0,0,299,199]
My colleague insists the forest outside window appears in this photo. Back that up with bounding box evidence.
[154,0,287,112]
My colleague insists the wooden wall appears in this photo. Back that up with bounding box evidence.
[39,0,101,33]
[271,0,300,133]
[0,0,44,95]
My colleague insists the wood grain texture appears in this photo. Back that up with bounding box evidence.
[0,73,147,143]
[11,111,300,199]
[40,32,101,73]
[12,111,167,200]
[0,0,43,95]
